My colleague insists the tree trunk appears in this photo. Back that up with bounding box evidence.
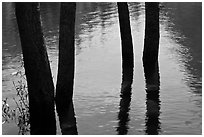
[117,3,134,135]
[143,3,160,131]
[143,2,160,91]
[56,2,78,135]
[117,2,134,95]
[15,2,56,135]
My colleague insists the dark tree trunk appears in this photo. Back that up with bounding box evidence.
[117,3,134,134]
[56,2,78,135]
[15,3,56,135]
[143,2,160,91]
[143,2,160,64]
[117,2,134,95]
[143,4,160,132]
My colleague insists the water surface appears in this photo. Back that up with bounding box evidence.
[2,2,202,135]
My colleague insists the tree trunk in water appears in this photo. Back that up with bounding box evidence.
[56,3,78,135]
[143,3,160,133]
[117,2,134,95]
[117,3,134,134]
[143,2,160,91]
[15,3,56,135]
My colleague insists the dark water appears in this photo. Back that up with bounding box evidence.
[2,2,202,135]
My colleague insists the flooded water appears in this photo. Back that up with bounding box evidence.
[2,2,202,135]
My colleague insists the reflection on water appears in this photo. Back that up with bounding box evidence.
[117,92,131,135]
[75,2,118,50]
[40,2,60,53]
[116,61,134,134]
[145,91,161,135]
[143,61,161,135]
[2,2,202,135]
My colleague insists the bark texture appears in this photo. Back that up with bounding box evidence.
[117,2,134,93]
[15,2,56,135]
[56,2,78,135]
[143,2,160,90]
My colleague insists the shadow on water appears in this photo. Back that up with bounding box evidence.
[144,62,161,135]
[40,3,60,36]
[2,2,21,64]
[161,2,202,95]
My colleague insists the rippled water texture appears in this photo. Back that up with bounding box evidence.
[2,2,202,135]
